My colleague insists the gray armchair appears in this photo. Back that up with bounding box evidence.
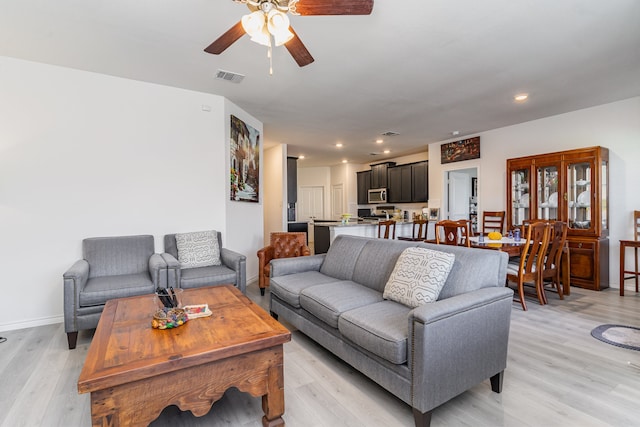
[63,235,165,349]
[162,232,246,294]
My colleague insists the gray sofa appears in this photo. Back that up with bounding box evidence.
[269,235,513,427]
[63,235,165,349]
[162,232,247,294]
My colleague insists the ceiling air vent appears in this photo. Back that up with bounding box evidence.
[381,131,400,137]
[215,69,245,83]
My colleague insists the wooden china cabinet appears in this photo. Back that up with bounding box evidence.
[506,146,609,290]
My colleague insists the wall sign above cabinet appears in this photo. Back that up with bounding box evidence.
[441,136,480,164]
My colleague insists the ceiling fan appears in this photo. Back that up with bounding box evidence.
[204,0,374,68]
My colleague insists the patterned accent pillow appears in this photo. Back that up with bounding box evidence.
[175,230,221,268]
[383,247,455,307]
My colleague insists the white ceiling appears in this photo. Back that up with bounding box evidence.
[1,0,639,167]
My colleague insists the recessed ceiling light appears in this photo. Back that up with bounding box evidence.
[452,131,460,136]
[514,93,529,102]
[342,159,348,163]
[336,143,343,148]
[383,149,390,154]
[298,155,305,159]
[376,139,383,144]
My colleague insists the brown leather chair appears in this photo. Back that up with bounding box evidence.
[435,219,471,247]
[377,220,396,239]
[397,218,428,241]
[257,232,310,296]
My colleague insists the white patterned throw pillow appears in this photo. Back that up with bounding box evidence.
[383,247,455,307]
[175,230,221,268]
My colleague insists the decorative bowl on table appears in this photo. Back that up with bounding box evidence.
[152,308,188,329]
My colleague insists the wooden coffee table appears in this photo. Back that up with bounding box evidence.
[78,285,291,427]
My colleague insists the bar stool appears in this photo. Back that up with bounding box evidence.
[377,220,396,239]
[619,210,640,296]
[397,219,428,241]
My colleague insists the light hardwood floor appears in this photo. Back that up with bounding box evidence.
[1,283,639,427]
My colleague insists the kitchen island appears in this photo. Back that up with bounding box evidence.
[313,220,436,254]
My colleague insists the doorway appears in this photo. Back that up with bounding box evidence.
[444,167,478,233]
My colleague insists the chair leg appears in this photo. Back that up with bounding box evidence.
[67,331,78,350]
[490,371,504,393]
[535,276,546,306]
[517,279,527,311]
[260,288,266,296]
[555,272,564,300]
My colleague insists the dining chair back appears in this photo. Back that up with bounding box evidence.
[482,211,506,235]
[541,221,568,302]
[435,219,471,247]
[619,210,640,296]
[397,218,428,241]
[506,221,551,310]
[377,220,396,239]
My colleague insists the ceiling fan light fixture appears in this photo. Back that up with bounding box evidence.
[268,10,294,46]
[241,10,266,36]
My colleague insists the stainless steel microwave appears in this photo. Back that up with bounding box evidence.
[368,188,387,204]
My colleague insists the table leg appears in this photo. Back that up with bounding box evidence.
[620,242,626,296]
[261,360,285,427]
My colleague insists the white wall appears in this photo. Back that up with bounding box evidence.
[0,56,263,330]
[428,96,640,288]
[263,145,286,244]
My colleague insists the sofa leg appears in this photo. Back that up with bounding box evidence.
[260,288,266,296]
[412,408,432,427]
[490,370,504,393]
[67,331,78,350]
[270,311,278,320]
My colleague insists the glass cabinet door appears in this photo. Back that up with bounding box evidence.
[601,160,608,232]
[566,161,592,231]
[511,168,530,226]
[537,165,559,221]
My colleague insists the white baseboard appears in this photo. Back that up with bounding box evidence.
[0,315,63,333]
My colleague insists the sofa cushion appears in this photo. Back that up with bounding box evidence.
[300,281,384,328]
[383,247,455,307]
[352,239,417,292]
[176,230,221,268]
[339,301,411,365]
[179,265,236,289]
[270,271,340,308]
[79,273,154,307]
[319,235,369,281]
[83,235,154,278]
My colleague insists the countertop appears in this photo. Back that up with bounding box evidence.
[313,220,416,227]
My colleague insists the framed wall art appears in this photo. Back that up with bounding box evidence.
[440,136,480,164]
[230,115,260,203]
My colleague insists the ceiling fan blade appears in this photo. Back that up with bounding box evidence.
[284,27,315,67]
[204,21,245,54]
[293,0,374,16]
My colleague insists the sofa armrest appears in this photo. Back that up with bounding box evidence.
[408,287,514,413]
[221,248,247,294]
[257,245,275,266]
[148,253,166,288]
[63,260,89,333]
[270,254,326,277]
[161,253,181,289]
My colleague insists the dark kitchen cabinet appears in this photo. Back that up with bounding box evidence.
[388,165,412,203]
[287,157,297,203]
[357,170,372,204]
[412,161,428,202]
[370,162,394,189]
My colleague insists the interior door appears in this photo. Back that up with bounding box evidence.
[448,171,470,220]
[299,186,324,221]
[331,184,344,219]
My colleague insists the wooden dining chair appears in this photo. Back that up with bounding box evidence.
[435,219,471,247]
[481,211,506,235]
[619,210,640,296]
[506,222,551,311]
[377,220,396,239]
[541,221,568,303]
[397,218,428,241]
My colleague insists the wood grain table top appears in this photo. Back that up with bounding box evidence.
[78,285,291,394]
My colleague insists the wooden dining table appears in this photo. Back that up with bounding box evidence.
[468,235,571,296]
